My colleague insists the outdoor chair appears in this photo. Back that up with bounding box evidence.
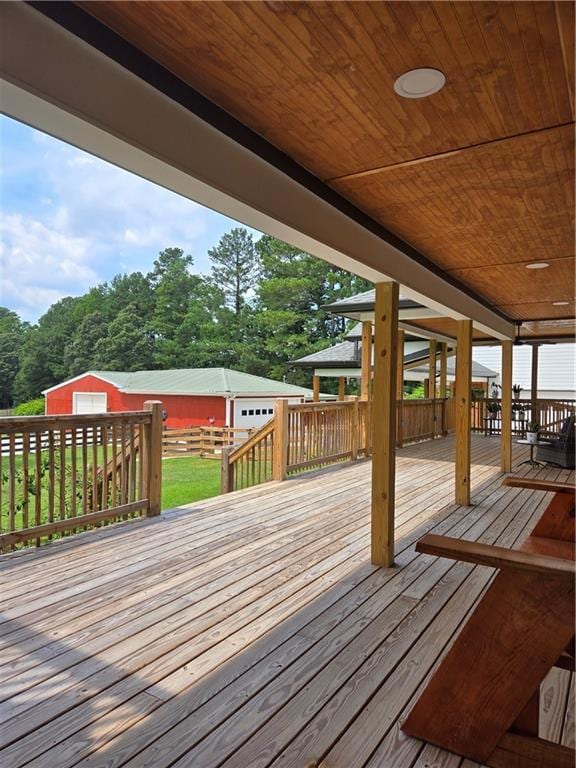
[536,415,575,469]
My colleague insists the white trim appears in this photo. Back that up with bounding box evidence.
[42,371,120,395]
[72,391,108,414]
[0,3,514,340]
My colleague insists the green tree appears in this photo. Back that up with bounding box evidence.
[254,235,372,383]
[0,308,28,408]
[64,311,109,376]
[209,228,259,315]
[15,297,82,401]
[94,304,153,371]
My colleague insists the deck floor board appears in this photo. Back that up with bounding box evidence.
[0,435,572,768]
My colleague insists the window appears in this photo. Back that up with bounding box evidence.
[268,408,274,414]
[249,409,254,415]
[241,409,247,416]
[255,409,261,415]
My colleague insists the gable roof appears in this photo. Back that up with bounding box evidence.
[43,368,318,398]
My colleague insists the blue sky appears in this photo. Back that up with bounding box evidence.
[0,115,261,323]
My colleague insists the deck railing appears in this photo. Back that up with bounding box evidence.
[0,402,163,551]
[471,398,575,436]
[162,425,252,457]
[221,397,454,493]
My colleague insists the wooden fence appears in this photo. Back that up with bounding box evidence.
[471,398,575,436]
[162,426,252,458]
[222,397,454,493]
[0,402,163,551]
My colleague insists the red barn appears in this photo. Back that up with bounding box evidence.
[43,369,315,430]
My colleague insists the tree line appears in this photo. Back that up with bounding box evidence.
[0,229,371,407]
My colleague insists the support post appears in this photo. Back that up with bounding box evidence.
[396,329,404,447]
[428,338,437,437]
[371,281,399,567]
[351,397,359,461]
[428,338,437,400]
[501,340,513,473]
[338,376,346,401]
[360,320,372,401]
[143,400,163,516]
[272,398,289,481]
[440,342,448,435]
[312,375,320,403]
[531,344,540,425]
[220,445,234,493]
[439,342,448,399]
[455,321,472,506]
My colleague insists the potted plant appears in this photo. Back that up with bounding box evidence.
[486,400,500,420]
[512,384,523,399]
[526,421,540,444]
[512,402,526,420]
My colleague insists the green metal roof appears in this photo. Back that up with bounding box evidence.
[84,369,317,397]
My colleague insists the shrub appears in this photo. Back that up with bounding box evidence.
[14,397,45,416]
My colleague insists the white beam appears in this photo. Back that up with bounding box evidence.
[0,3,515,340]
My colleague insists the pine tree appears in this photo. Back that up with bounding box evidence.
[209,228,259,315]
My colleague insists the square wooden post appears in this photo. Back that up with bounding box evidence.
[143,400,163,516]
[439,342,448,399]
[396,329,404,447]
[428,338,437,400]
[312,375,320,402]
[272,398,289,481]
[360,321,372,401]
[531,344,540,425]
[455,321,472,505]
[428,338,437,437]
[501,340,513,473]
[338,376,346,401]
[371,281,399,567]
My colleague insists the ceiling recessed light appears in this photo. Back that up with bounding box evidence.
[394,68,446,99]
[525,262,550,269]
[552,301,570,306]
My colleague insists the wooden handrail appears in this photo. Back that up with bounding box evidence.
[416,533,575,576]
[0,404,163,550]
[503,477,576,494]
[228,420,274,463]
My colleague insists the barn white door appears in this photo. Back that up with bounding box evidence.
[234,399,276,429]
[73,393,107,414]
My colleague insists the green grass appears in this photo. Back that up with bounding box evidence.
[161,455,221,509]
[1,450,222,537]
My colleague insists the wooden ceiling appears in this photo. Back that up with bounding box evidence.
[81,1,575,331]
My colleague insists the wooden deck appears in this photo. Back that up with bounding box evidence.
[0,435,573,768]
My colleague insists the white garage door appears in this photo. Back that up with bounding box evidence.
[73,393,107,414]
[234,399,276,430]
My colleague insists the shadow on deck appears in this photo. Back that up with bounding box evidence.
[0,435,573,768]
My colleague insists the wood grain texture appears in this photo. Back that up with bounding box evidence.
[371,282,399,567]
[360,321,372,402]
[78,0,575,327]
[81,1,573,178]
[455,320,473,505]
[501,341,513,473]
[0,437,572,768]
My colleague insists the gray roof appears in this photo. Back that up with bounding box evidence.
[344,323,421,343]
[323,289,420,315]
[293,342,445,369]
[293,341,360,368]
[53,369,318,397]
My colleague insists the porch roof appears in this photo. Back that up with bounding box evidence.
[2,2,573,342]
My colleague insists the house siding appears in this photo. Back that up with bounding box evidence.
[472,344,576,399]
[45,374,227,428]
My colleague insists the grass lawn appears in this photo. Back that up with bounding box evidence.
[1,449,223,535]
[161,455,221,509]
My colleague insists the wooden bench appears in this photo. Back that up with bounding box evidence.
[402,477,575,768]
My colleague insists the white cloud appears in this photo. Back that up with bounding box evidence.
[1,117,263,321]
[0,213,99,321]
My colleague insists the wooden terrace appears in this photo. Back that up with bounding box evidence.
[1,434,573,768]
